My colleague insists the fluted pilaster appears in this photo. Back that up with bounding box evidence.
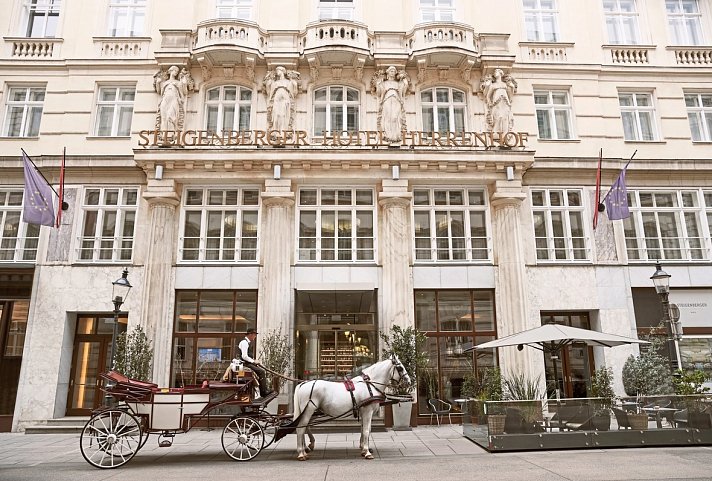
[140,180,179,385]
[379,180,413,333]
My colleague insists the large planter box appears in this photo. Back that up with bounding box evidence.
[628,413,649,430]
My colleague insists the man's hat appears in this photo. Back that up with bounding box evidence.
[246,328,258,335]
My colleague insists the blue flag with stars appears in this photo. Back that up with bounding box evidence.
[604,165,630,221]
[22,151,55,227]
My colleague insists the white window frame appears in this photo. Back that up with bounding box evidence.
[624,189,712,262]
[0,189,41,263]
[420,87,467,134]
[204,85,253,133]
[412,188,491,263]
[523,0,560,42]
[419,0,455,22]
[108,0,146,37]
[216,0,253,19]
[3,86,45,138]
[94,86,135,137]
[178,187,260,263]
[618,92,659,141]
[685,92,712,142]
[313,86,360,137]
[603,0,641,44]
[76,187,139,262]
[531,188,589,262]
[318,0,354,20]
[297,188,376,263]
[666,0,704,45]
[22,0,61,37]
[534,89,574,140]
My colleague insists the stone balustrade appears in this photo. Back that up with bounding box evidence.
[408,22,477,55]
[520,42,572,63]
[7,38,62,59]
[605,46,653,64]
[672,47,712,65]
[194,19,266,52]
[93,37,151,58]
[300,20,371,53]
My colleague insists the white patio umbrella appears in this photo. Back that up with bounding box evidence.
[464,323,648,402]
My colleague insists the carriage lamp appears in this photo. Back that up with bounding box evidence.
[110,269,132,365]
[650,262,681,372]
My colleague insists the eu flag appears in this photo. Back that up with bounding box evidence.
[22,151,55,227]
[604,166,630,221]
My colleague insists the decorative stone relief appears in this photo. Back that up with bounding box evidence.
[332,65,343,80]
[353,57,365,81]
[244,55,255,82]
[223,65,235,79]
[153,65,196,133]
[263,66,301,133]
[460,58,475,82]
[307,56,319,82]
[370,66,411,143]
[480,68,517,133]
[438,66,449,81]
[416,58,427,83]
[201,64,212,81]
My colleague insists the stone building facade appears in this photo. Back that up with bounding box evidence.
[1,0,711,431]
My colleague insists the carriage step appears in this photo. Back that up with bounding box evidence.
[158,433,175,447]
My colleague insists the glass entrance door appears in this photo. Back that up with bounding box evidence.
[542,313,594,398]
[67,315,125,415]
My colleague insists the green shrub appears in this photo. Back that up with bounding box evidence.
[114,325,153,382]
[258,330,293,391]
[380,325,429,395]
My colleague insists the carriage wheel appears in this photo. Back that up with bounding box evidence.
[80,410,142,469]
[222,416,264,461]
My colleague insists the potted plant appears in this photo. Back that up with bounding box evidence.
[674,369,711,429]
[462,367,503,425]
[590,366,614,431]
[502,372,545,434]
[114,325,153,381]
[258,329,293,414]
[380,325,429,430]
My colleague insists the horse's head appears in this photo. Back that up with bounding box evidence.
[390,353,411,388]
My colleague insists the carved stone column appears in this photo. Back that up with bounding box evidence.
[490,180,531,377]
[140,179,180,386]
[378,180,413,333]
[257,180,295,334]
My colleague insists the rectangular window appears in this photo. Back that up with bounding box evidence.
[419,0,454,22]
[318,0,354,20]
[172,290,257,387]
[216,0,252,19]
[94,86,135,137]
[523,0,559,42]
[298,188,375,262]
[534,89,574,140]
[531,189,588,261]
[618,92,658,141]
[3,86,45,138]
[624,190,710,262]
[179,188,259,262]
[23,0,61,37]
[108,0,146,37]
[685,93,712,142]
[414,290,497,415]
[0,190,41,262]
[666,0,703,45]
[77,187,138,262]
[413,188,490,262]
[603,0,641,44]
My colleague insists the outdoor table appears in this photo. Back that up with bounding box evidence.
[452,398,474,413]
[642,407,678,428]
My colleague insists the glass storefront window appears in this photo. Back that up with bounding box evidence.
[680,337,712,379]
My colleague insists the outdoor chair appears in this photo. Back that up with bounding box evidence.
[564,405,594,431]
[428,398,452,426]
[612,407,631,429]
[673,408,688,428]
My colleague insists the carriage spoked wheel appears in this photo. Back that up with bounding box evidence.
[222,415,265,461]
[80,409,142,469]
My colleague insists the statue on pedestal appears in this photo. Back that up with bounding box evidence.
[480,68,517,133]
[153,65,195,133]
[371,66,410,143]
[263,66,301,133]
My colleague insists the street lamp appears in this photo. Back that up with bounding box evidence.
[650,262,682,372]
[110,269,132,368]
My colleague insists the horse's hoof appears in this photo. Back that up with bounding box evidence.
[360,452,366,457]
[364,453,374,460]
[298,455,306,461]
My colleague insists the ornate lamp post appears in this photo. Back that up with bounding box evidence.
[110,269,132,367]
[650,262,682,372]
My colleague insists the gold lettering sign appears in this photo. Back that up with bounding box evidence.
[138,130,529,148]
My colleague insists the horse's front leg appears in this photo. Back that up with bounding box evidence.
[359,407,376,460]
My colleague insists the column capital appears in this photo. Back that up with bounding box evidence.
[490,179,526,209]
[142,179,180,207]
[379,179,412,207]
[261,179,295,207]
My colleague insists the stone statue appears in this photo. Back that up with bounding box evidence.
[371,66,410,143]
[480,68,517,133]
[263,66,300,133]
[153,65,195,133]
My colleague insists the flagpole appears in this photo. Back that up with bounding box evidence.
[20,148,61,198]
[593,148,602,230]
[56,147,66,228]
[601,150,636,202]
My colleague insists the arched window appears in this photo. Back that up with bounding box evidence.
[313,86,359,136]
[420,87,466,134]
[205,85,252,132]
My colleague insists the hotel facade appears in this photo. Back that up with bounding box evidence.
[1,0,712,431]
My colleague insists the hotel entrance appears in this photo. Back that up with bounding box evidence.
[295,291,377,381]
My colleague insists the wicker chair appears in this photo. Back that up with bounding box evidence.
[428,399,452,426]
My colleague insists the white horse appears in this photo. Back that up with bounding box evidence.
[292,354,411,461]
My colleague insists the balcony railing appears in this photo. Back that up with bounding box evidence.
[604,45,654,65]
[194,19,266,52]
[6,37,62,59]
[93,37,151,58]
[408,22,477,55]
[300,20,371,53]
[671,46,712,65]
[520,42,573,63]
